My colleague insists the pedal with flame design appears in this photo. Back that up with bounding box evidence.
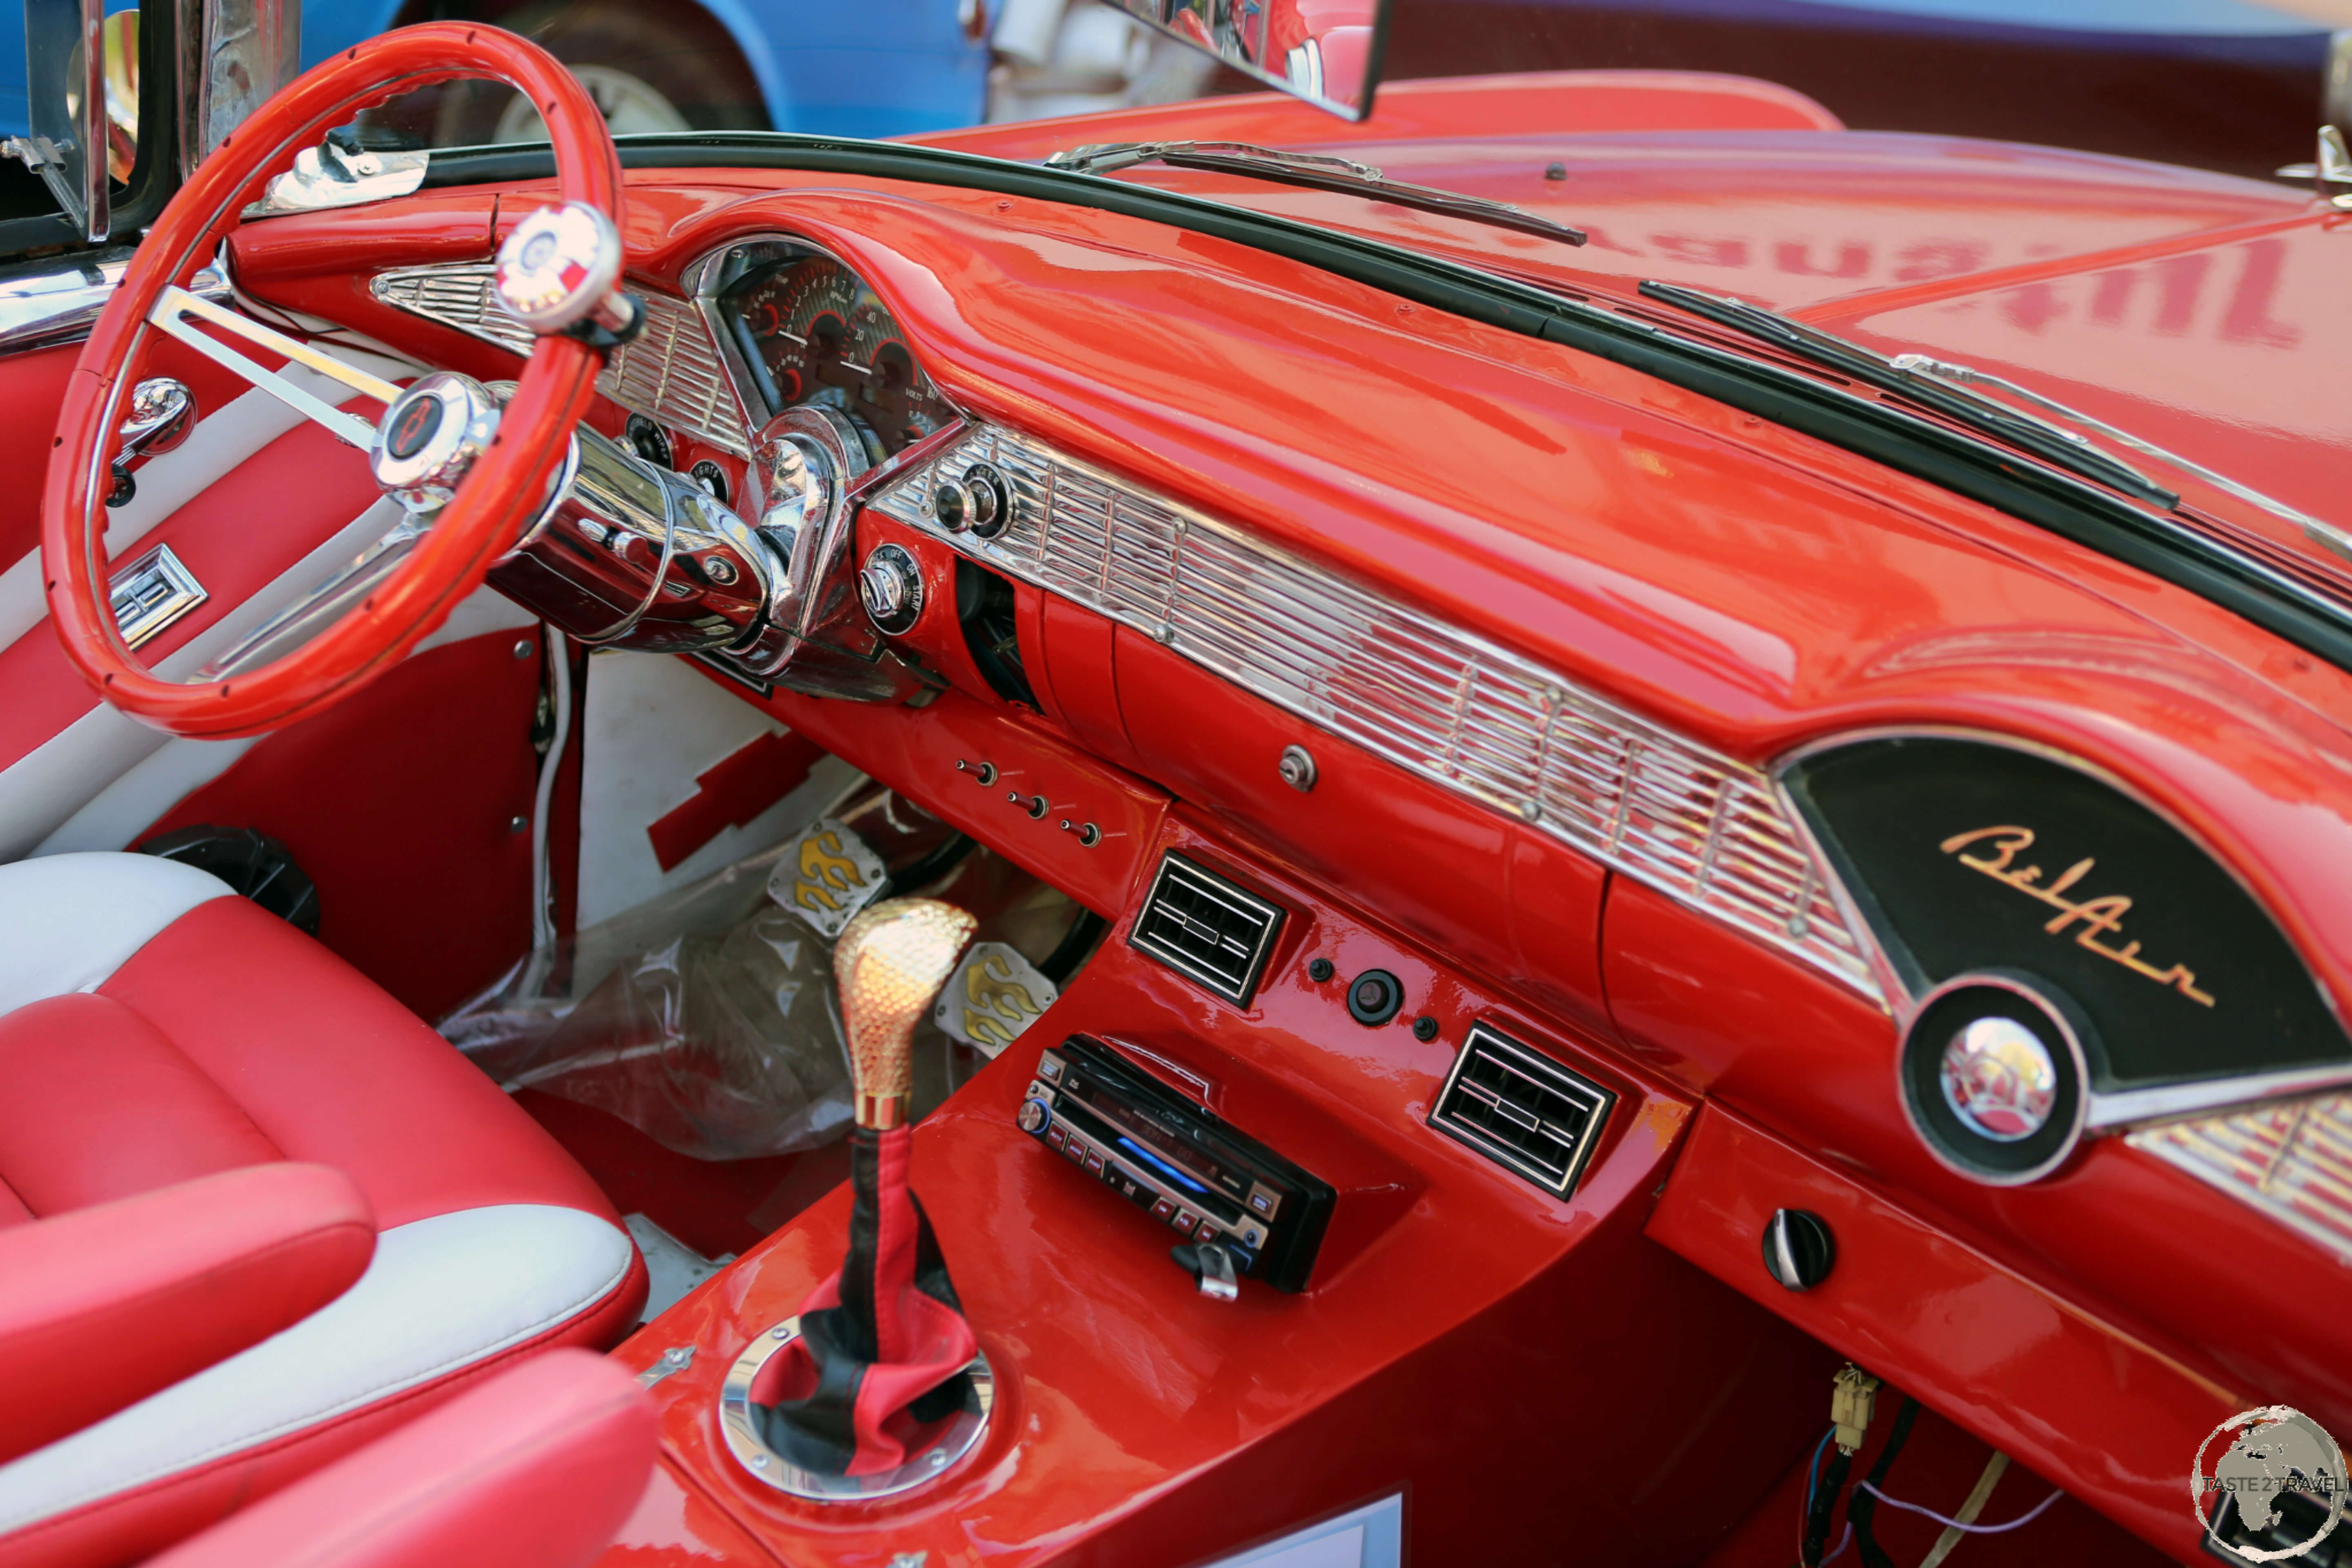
[768,817,889,938]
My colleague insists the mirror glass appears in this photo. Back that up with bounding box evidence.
[1110,0,1388,121]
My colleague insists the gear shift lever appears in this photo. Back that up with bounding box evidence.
[747,898,982,1484]
[837,898,975,1131]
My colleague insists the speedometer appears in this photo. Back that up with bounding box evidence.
[724,255,956,457]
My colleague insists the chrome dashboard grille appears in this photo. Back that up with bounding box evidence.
[868,425,1879,998]
[2130,1094,2352,1262]
[368,264,751,456]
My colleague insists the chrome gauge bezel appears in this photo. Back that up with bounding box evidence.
[680,232,963,477]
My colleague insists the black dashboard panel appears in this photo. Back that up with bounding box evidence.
[717,250,958,457]
[1786,735,2351,1089]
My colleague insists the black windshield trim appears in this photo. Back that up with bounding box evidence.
[422,131,2352,674]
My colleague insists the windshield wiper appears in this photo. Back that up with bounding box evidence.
[1045,141,1587,249]
[1638,281,2178,510]
[1887,353,2352,563]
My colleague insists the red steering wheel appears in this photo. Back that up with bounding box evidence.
[41,24,622,739]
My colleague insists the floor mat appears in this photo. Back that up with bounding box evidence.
[519,1088,852,1260]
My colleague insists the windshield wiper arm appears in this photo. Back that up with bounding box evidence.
[1638,281,2177,510]
[1892,352,2352,563]
[1045,140,1587,248]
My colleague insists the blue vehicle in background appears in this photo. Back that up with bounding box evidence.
[0,0,997,142]
[2,0,2342,176]
[325,0,996,141]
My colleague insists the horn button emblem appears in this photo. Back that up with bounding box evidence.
[370,373,504,514]
[384,393,444,461]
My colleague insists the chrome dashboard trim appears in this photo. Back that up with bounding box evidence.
[866,423,1883,1000]
[0,253,227,355]
[368,264,753,457]
[2130,1092,2352,1266]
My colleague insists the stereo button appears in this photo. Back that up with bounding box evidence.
[1046,1127,1065,1149]
[1174,1209,1197,1230]
[1194,1220,1221,1243]
[1062,1142,1085,1165]
[1151,1198,1176,1221]
[1085,1152,1105,1175]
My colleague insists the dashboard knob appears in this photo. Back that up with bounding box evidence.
[932,478,973,532]
[1762,1208,1835,1292]
[962,463,1013,539]
[858,543,923,634]
[1017,1098,1051,1134]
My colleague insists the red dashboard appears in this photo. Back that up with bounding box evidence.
[214,137,2352,1563]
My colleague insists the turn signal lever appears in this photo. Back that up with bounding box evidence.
[746,898,986,1486]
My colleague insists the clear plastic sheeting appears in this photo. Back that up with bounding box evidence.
[443,786,1096,1162]
[445,838,863,1160]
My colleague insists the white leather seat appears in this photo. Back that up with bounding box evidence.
[0,854,646,1568]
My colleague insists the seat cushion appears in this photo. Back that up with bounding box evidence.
[0,854,647,1567]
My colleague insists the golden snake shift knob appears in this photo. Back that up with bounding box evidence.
[834,898,978,1130]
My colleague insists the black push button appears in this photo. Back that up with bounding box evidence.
[1345,969,1403,1027]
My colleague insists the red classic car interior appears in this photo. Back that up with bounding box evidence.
[2,6,2350,1566]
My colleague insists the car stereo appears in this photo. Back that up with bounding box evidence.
[1017,1036,1334,1292]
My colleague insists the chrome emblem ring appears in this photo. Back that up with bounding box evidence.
[1939,1016,2058,1142]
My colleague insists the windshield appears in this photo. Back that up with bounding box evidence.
[4,0,2346,234]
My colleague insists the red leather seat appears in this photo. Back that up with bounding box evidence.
[0,853,647,1568]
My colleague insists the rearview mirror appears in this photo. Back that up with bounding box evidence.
[1110,0,1388,121]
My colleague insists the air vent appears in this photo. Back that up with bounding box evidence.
[1128,852,1285,1007]
[956,560,1035,707]
[1430,1024,1615,1196]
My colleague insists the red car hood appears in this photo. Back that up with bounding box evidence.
[927,74,2348,582]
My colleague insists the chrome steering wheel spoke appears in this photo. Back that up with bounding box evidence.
[148,284,401,449]
[195,505,425,679]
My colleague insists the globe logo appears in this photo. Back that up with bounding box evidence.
[2194,1405,2345,1561]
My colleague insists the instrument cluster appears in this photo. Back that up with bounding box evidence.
[720,254,958,460]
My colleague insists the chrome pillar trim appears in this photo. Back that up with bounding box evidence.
[370,263,752,456]
[180,0,301,181]
[2330,33,2352,147]
[0,253,227,356]
[2130,1091,2352,1265]
[717,1315,992,1501]
[243,136,428,218]
[866,424,1881,999]
[109,543,206,649]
